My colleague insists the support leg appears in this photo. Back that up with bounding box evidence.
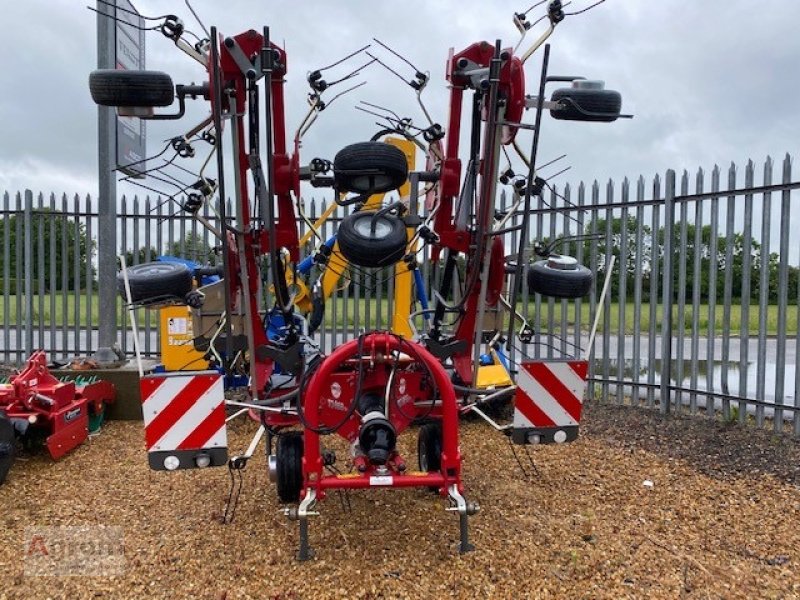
[298,518,314,561]
[447,483,479,554]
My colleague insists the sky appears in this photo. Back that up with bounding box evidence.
[0,0,799,200]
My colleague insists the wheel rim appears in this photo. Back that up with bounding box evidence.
[351,174,393,192]
[353,217,393,239]
[138,263,178,275]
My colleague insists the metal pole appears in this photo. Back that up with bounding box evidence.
[24,190,33,357]
[94,0,119,365]
[660,170,676,414]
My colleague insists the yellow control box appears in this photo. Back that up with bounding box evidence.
[159,305,207,371]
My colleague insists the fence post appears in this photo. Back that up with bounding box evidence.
[95,0,119,365]
[24,189,34,357]
[660,170,676,414]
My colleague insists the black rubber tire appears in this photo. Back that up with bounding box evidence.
[89,70,174,107]
[337,211,408,268]
[0,414,15,486]
[276,432,304,503]
[418,423,442,493]
[333,142,409,194]
[308,295,325,335]
[418,423,442,473]
[527,260,594,299]
[550,87,621,122]
[117,261,193,303]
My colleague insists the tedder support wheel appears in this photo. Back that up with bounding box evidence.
[117,261,194,304]
[550,83,622,122]
[418,422,442,492]
[89,70,175,107]
[333,141,409,194]
[337,211,408,268]
[276,432,304,503]
[527,256,594,299]
[0,414,15,486]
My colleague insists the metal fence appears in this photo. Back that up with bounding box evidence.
[1,154,798,436]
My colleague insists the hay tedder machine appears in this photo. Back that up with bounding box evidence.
[89,0,626,559]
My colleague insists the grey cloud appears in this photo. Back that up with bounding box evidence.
[0,0,797,197]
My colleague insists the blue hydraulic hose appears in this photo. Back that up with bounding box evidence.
[413,268,430,321]
[297,236,336,274]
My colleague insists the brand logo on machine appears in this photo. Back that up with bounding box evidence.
[398,378,407,395]
[330,382,342,399]
[326,398,346,412]
[64,408,82,422]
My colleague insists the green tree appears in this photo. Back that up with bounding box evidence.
[0,210,94,291]
[118,246,159,269]
[165,232,215,264]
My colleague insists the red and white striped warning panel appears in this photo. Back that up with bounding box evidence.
[140,371,227,471]
[511,360,588,445]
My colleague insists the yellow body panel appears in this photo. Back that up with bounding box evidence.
[319,137,418,336]
[475,351,513,388]
[160,305,207,371]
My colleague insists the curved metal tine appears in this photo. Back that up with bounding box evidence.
[168,160,202,180]
[94,0,172,21]
[359,100,402,124]
[514,13,548,52]
[120,157,191,191]
[318,44,372,72]
[86,6,161,31]
[536,153,568,172]
[416,89,435,127]
[359,101,424,133]
[326,58,377,88]
[353,106,398,130]
[372,38,422,74]
[523,0,548,15]
[125,171,192,199]
[546,165,572,182]
[365,52,409,86]
[184,0,210,39]
[564,0,606,16]
[326,81,367,108]
[112,141,174,174]
[152,163,195,190]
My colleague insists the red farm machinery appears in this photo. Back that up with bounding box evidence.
[88,0,627,559]
[0,351,116,484]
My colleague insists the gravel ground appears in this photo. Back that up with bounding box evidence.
[1,402,799,599]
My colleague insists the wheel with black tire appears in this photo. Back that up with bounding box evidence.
[333,142,409,194]
[0,414,15,486]
[276,432,304,503]
[337,211,408,268]
[308,294,325,335]
[117,261,193,304]
[550,83,621,122]
[527,256,594,299]
[89,70,175,107]
[418,422,442,492]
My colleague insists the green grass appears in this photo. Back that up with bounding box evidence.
[0,294,796,336]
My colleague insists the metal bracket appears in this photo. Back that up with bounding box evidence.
[287,488,319,561]
[445,483,479,553]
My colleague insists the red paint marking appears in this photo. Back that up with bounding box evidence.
[525,362,583,423]
[568,361,589,379]
[144,376,218,449]
[139,376,168,404]
[514,389,556,428]
[176,401,225,450]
